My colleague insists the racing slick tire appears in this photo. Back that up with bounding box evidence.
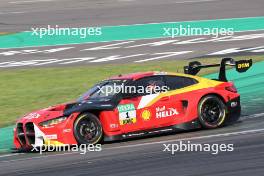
[198,95,227,129]
[73,112,103,145]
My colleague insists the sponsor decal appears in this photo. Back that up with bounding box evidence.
[63,129,72,133]
[141,109,151,121]
[122,132,145,138]
[24,113,40,120]
[238,63,250,68]
[235,59,252,72]
[117,104,137,125]
[110,124,119,129]
[45,134,58,140]
[154,71,168,75]
[231,102,238,108]
[156,106,179,118]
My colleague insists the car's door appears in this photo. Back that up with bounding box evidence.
[117,75,168,133]
[161,75,199,125]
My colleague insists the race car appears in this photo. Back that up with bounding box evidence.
[14,58,252,150]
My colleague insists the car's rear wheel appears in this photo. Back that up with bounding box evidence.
[198,95,227,129]
[73,112,103,145]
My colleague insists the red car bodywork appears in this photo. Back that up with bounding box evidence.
[14,71,241,150]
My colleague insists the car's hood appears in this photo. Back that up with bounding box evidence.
[18,103,72,124]
[18,97,118,124]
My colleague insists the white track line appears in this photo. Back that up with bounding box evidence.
[9,0,55,4]
[134,51,192,63]
[0,153,23,158]
[0,152,77,163]
[1,127,264,161]
[106,128,264,150]
[0,11,26,15]
[0,30,263,50]
[241,112,264,120]
[1,113,263,160]
[173,0,219,4]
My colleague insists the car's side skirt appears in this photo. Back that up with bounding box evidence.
[104,119,201,142]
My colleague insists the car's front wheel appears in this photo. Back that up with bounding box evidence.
[198,95,227,129]
[73,112,103,145]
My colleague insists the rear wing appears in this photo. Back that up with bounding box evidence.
[184,58,252,82]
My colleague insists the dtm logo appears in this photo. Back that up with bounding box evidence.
[237,63,250,69]
[156,106,179,118]
[235,59,252,73]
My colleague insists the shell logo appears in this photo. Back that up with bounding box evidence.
[141,110,151,121]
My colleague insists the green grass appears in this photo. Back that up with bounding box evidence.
[0,55,263,127]
[0,32,13,36]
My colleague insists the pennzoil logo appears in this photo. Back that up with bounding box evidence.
[141,109,151,121]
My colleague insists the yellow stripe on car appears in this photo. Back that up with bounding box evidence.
[143,73,222,108]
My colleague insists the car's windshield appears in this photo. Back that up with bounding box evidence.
[77,79,127,101]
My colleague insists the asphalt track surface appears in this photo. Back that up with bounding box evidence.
[0,0,264,32]
[1,31,264,68]
[0,0,264,67]
[0,0,264,175]
[0,115,264,176]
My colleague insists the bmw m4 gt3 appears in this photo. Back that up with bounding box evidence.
[14,58,252,150]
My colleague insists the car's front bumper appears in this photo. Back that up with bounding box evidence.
[14,121,77,150]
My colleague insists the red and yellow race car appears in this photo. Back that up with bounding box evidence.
[14,58,252,150]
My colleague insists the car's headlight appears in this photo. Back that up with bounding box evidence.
[39,116,68,127]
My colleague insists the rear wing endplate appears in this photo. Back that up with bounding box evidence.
[184,58,252,82]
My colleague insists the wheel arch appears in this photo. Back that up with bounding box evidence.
[72,110,102,127]
[199,93,227,105]
[80,110,101,118]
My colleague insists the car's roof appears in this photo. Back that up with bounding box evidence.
[109,71,200,80]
